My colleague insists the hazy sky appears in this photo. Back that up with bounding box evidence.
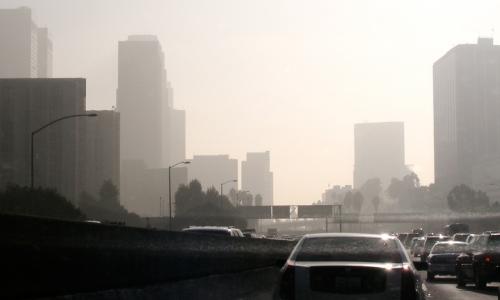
[5,0,500,204]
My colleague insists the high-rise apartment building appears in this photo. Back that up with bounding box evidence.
[0,7,52,78]
[241,151,274,206]
[117,35,165,168]
[0,78,86,203]
[434,38,500,200]
[188,155,238,194]
[353,122,408,189]
[83,110,120,198]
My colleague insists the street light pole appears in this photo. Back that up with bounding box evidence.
[168,160,191,231]
[31,113,97,188]
[220,179,237,208]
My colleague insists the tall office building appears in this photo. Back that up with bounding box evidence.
[353,122,408,189]
[241,151,274,205]
[117,35,166,168]
[188,155,238,194]
[0,7,52,78]
[0,78,86,203]
[434,38,500,200]
[83,110,120,198]
[162,81,186,167]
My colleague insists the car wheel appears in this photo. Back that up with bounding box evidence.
[474,270,487,289]
[427,271,435,281]
[456,269,466,287]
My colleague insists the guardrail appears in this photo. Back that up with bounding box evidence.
[0,213,295,298]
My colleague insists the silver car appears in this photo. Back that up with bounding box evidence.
[276,233,426,300]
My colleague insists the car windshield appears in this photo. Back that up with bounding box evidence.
[294,237,403,263]
[431,243,466,254]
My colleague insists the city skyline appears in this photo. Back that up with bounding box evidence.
[3,0,500,204]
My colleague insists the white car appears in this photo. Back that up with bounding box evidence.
[275,233,427,300]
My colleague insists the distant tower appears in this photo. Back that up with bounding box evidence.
[241,151,274,205]
[0,7,52,78]
[353,122,408,189]
[117,35,166,168]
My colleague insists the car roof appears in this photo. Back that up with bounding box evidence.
[184,226,231,231]
[434,241,467,245]
[303,233,396,239]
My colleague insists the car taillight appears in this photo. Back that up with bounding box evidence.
[279,261,295,300]
[485,256,492,263]
[401,265,417,300]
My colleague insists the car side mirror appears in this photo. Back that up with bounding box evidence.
[413,261,427,271]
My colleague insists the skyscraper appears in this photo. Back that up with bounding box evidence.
[434,38,500,200]
[162,81,186,167]
[83,110,120,198]
[117,35,166,168]
[353,122,408,189]
[188,155,238,193]
[0,78,86,203]
[0,7,52,78]
[241,151,274,206]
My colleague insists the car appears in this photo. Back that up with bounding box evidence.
[421,235,450,263]
[182,226,239,237]
[443,223,470,236]
[404,233,422,249]
[456,232,500,288]
[410,237,426,259]
[452,233,470,242]
[275,233,427,299]
[426,241,467,280]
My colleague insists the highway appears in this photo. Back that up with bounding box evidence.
[422,272,500,300]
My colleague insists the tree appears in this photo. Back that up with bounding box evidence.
[372,196,381,213]
[255,194,263,206]
[175,180,235,216]
[447,184,490,212]
[343,191,353,212]
[352,191,364,213]
[360,178,382,202]
[78,181,144,227]
[386,172,424,210]
[0,184,85,220]
[99,179,119,210]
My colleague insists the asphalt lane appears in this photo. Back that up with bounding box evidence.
[421,272,499,300]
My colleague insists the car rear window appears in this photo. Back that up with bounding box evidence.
[294,237,403,263]
[431,243,466,254]
[184,229,231,236]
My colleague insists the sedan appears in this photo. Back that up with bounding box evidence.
[275,233,427,299]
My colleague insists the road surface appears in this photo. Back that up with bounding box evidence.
[421,272,499,300]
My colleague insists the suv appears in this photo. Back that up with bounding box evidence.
[275,233,426,299]
[456,233,500,288]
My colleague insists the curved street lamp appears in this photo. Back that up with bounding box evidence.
[169,160,191,230]
[31,113,98,188]
[220,179,237,208]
